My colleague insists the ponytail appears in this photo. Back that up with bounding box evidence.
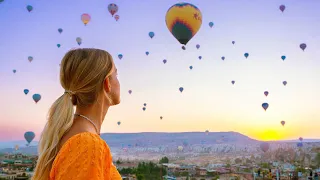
[32,93,74,180]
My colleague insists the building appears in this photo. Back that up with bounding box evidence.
[195,167,207,176]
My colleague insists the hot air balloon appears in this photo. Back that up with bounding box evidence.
[205,130,209,135]
[264,91,269,97]
[28,56,33,62]
[143,103,147,106]
[297,142,303,148]
[179,87,184,93]
[165,2,202,45]
[299,137,303,141]
[182,46,186,50]
[13,69,16,73]
[118,54,123,60]
[244,53,249,58]
[283,81,287,86]
[24,131,35,145]
[114,15,120,21]
[57,44,61,48]
[209,22,214,28]
[76,37,82,45]
[128,90,132,94]
[198,56,202,60]
[189,66,193,70]
[281,56,286,61]
[196,44,200,49]
[160,116,163,120]
[26,5,33,12]
[32,94,41,103]
[300,43,307,51]
[221,56,225,61]
[58,28,63,34]
[281,121,285,126]
[279,5,286,12]
[262,103,269,111]
[145,51,149,56]
[81,13,91,25]
[163,59,167,64]
[260,142,270,152]
[142,107,146,111]
[178,146,183,151]
[231,80,235,85]
[108,3,118,17]
[232,41,235,45]
[24,89,29,95]
[117,121,121,125]
[15,145,19,151]
[149,32,155,39]
[0,0,4,3]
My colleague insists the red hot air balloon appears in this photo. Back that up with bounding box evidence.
[260,142,270,152]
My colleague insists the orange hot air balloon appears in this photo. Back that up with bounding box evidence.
[81,13,91,25]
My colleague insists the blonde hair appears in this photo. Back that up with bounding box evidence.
[32,48,115,180]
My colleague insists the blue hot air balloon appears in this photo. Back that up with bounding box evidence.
[26,5,33,12]
[244,53,249,58]
[198,56,202,60]
[118,54,123,60]
[281,55,286,61]
[145,51,149,56]
[182,46,186,50]
[163,59,167,64]
[231,80,235,85]
[24,89,29,95]
[143,103,147,107]
[189,66,193,70]
[13,69,16,73]
[32,94,41,103]
[209,22,214,28]
[24,131,35,145]
[57,44,61,48]
[196,44,200,49]
[117,121,121,125]
[149,32,155,39]
[221,56,225,61]
[232,41,235,45]
[262,103,269,111]
[297,142,303,148]
[179,87,184,93]
[142,107,146,111]
[0,0,4,3]
[58,28,63,34]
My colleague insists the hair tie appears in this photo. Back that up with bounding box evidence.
[64,90,75,96]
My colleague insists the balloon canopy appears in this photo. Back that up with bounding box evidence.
[24,131,35,144]
[108,3,118,17]
[32,94,41,103]
[260,142,270,152]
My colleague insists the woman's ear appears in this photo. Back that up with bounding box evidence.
[104,77,111,93]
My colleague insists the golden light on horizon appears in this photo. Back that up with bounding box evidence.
[258,129,281,141]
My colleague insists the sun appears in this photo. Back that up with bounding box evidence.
[259,129,281,141]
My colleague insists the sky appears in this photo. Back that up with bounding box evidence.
[0,0,320,142]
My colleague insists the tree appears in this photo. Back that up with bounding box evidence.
[316,153,320,168]
[159,157,169,164]
[116,159,122,164]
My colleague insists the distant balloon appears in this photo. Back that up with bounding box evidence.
[300,43,307,51]
[297,142,303,148]
[165,2,202,45]
[231,80,235,85]
[145,51,149,56]
[143,103,147,107]
[58,28,63,34]
[114,15,120,21]
[279,5,286,12]
[264,91,269,97]
[32,94,41,103]
[81,13,91,25]
[281,120,285,126]
[160,116,163,120]
[189,66,193,70]
[149,32,155,39]
[262,103,269,111]
[198,56,202,60]
[15,145,19,151]
[178,146,183,151]
[232,41,235,45]
[76,37,82,45]
[244,53,249,58]
[128,90,132,94]
[13,69,16,73]
[299,137,303,141]
[118,54,123,60]
[26,5,33,12]
[117,121,121,125]
[24,131,35,145]
[260,142,269,152]
[24,89,29,95]
[209,22,214,28]
[179,87,184,93]
[221,56,225,61]
[0,0,4,3]
[182,46,186,50]
[57,44,61,48]
[28,56,33,62]
[142,107,146,111]
[163,59,167,64]
[283,81,287,86]
[205,130,209,135]
[196,44,200,49]
[108,3,118,17]
[281,55,286,61]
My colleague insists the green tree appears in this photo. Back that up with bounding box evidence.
[316,153,320,168]
[159,157,169,164]
[116,159,122,164]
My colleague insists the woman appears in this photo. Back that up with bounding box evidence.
[32,48,122,180]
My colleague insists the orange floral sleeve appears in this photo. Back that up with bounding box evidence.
[50,132,122,180]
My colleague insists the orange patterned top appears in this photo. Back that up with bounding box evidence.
[50,132,122,180]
